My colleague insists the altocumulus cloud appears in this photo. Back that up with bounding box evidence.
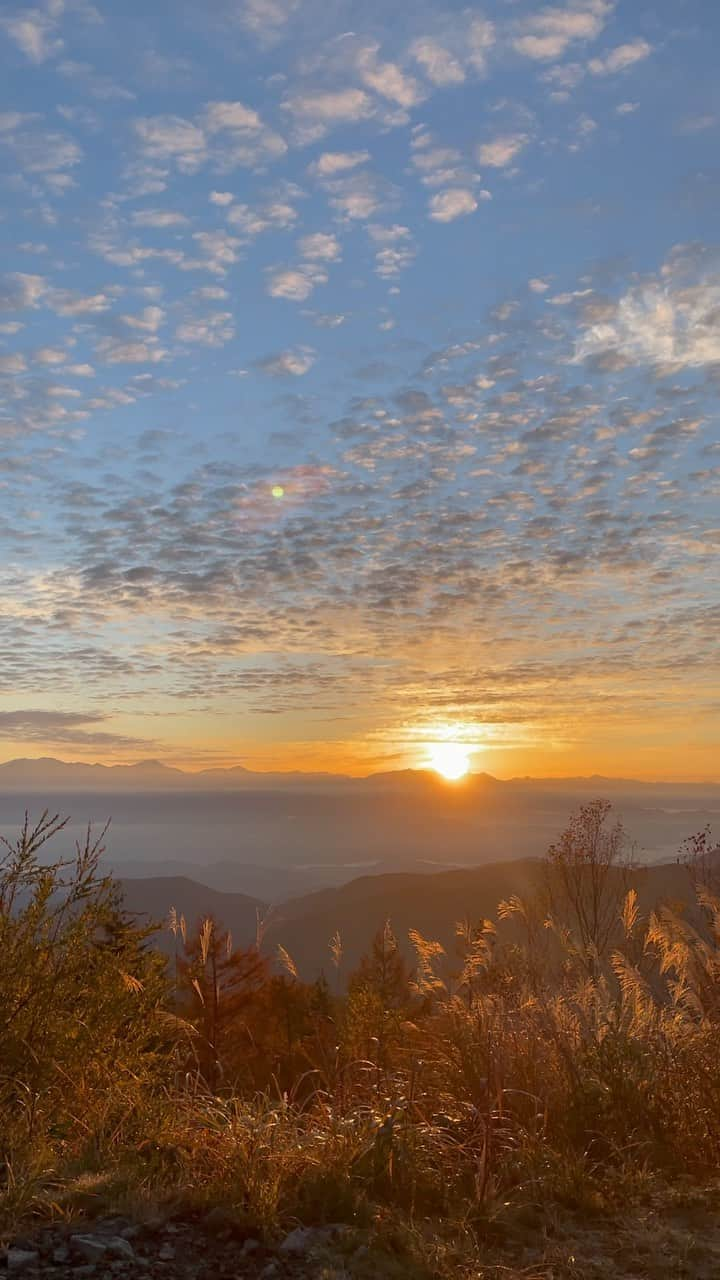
[428,189,479,221]
[255,346,316,376]
[0,710,156,751]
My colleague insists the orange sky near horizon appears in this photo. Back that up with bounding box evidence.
[0,716,717,783]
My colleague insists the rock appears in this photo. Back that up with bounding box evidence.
[105,1238,135,1262]
[7,1249,40,1271]
[279,1225,330,1254]
[158,1243,176,1261]
[240,1238,260,1256]
[93,1218,131,1236]
[52,1246,70,1264]
[203,1207,238,1236]
[71,1234,108,1263]
[70,1234,135,1263]
[71,1266,97,1277]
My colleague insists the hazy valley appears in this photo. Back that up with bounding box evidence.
[1,759,717,906]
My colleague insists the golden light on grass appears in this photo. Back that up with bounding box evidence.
[428,741,470,781]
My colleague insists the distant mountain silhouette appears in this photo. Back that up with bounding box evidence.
[262,859,698,979]
[0,756,353,791]
[1,755,717,793]
[117,856,711,981]
[118,876,265,950]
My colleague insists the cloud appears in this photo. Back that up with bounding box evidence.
[191,229,241,275]
[467,16,496,72]
[570,114,597,148]
[309,150,370,177]
[0,119,82,186]
[428,189,478,222]
[133,115,207,172]
[96,338,166,364]
[46,384,82,398]
[233,0,298,44]
[266,265,328,301]
[477,133,529,168]
[409,37,465,86]
[297,232,341,262]
[3,9,63,63]
[303,311,346,328]
[227,200,297,237]
[575,266,720,371]
[131,208,189,228]
[56,58,134,101]
[283,88,374,130]
[588,39,652,75]
[176,312,235,347]
[410,136,470,188]
[256,346,316,376]
[367,224,416,277]
[122,306,165,333]
[0,354,27,374]
[0,709,155,750]
[34,346,66,364]
[676,113,715,134]
[204,100,263,132]
[49,289,111,316]
[0,111,39,131]
[513,1,611,61]
[323,171,388,221]
[540,61,585,98]
[355,43,424,108]
[409,16,495,84]
[0,273,46,311]
[134,105,286,173]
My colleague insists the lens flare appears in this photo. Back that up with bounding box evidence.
[271,485,285,498]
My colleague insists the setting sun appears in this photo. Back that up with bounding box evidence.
[428,742,471,781]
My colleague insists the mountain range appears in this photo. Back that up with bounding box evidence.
[1,756,718,793]
[119,853,713,983]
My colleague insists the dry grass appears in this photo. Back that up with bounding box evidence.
[1,804,720,1277]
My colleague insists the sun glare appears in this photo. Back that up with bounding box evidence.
[428,742,470,781]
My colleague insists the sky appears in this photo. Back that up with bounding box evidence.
[0,0,718,780]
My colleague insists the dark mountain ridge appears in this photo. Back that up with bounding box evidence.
[118,855,710,981]
[117,876,264,951]
[1,756,717,793]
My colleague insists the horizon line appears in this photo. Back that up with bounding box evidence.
[0,754,718,787]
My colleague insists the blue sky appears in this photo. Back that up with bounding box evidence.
[0,0,718,778]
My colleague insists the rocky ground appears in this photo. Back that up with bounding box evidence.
[3,1186,720,1279]
[1,1214,362,1280]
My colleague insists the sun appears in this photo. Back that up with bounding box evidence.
[428,741,471,781]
